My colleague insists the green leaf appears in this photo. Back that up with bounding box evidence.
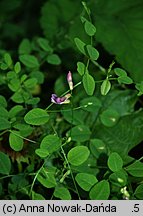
[37,168,57,188]
[95,110,143,157]
[69,125,91,142]
[77,61,86,76]
[75,173,98,191]
[84,20,96,36]
[0,107,9,119]
[135,81,143,96]
[54,186,71,200]
[8,78,21,92]
[67,146,90,166]
[108,152,123,172]
[14,62,21,74]
[24,108,49,125]
[47,54,61,65]
[24,78,37,89]
[0,95,7,108]
[37,37,53,53]
[9,131,24,151]
[9,105,24,118]
[134,184,143,199]
[61,108,86,125]
[13,123,33,137]
[100,108,120,127]
[19,54,39,68]
[80,96,102,112]
[90,139,107,158]
[83,73,95,95]
[114,68,127,77]
[74,37,86,55]
[19,38,31,54]
[101,79,111,95]
[4,53,12,67]
[125,161,143,177]
[86,45,99,60]
[32,191,45,200]
[30,71,44,84]
[40,135,61,154]
[11,90,30,103]
[35,148,49,158]
[94,0,143,82]
[89,180,110,200]
[1,62,8,70]
[117,76,133,84]
[0,152,11,175]
[0,117,11,130]
[109,170,128,187]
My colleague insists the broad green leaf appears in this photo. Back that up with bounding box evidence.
[101,89,137,116]
[54,186,71,200]
[9,105,24,118]
[109,170,128,187]
[90,139,107,158]
[0,117,11,130]
[101,79,111,95]
[24,108,49,125]
[35,148,49,158]
[18,38,31,54]
[74,37,86,55]
[32,191,45,200]
[117,76,133,84]
[75,173,98,191]
[0,107,9,119]
[86,45,99,60]
[24,78,37,89]
[14,62,21,73]
[67,146,90,166]
[77,61,86,76]
[26,97,40,105]
[100,108,120,127]
[0,152,11,175]
[4,53,12,67]
[19,54,39,68]
[37,37,53,53]
[95,110,143,157]
[47,54,61,65]
[83,73,95,95]
[69,125,91,142]
[0,95,7,108]
[89,180,110,200]
[37,168,57,188]
[125,161,143,177]
[134,184,143,199]
[114,68,127,77]
[40,135,61,154]
[11,90,30,103]
[61,108,86,125]
[1,62,8,70]
[9,131,24,151]
[80,96,101,112]
[84,20,96,36]
[30,71,44,84]
[13,123,33,137]
[94,0,143,82]
[8,78,21,92]
[108,152,123,172]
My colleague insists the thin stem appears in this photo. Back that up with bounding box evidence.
[9,130,37,144]
[60,145,81,200]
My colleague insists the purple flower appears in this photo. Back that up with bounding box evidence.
[67,71,73,91]
[51,93,71,104]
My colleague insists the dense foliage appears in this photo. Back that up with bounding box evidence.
[0,0,143,200]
